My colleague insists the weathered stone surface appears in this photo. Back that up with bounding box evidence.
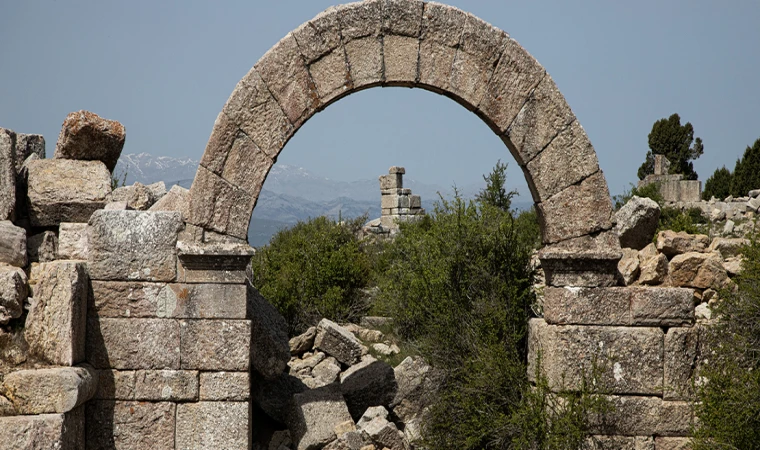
[618,248,640,285]
[344,37,383,89]
[537,171,613,244]
[176,401,250,450]
[656,401,693,436]
[145,181,166,200]
[134,369,198,401]
[149,183,189,220]
[14,133,45,172]
[657,230,710,257]
[308,47,351,106]
[291,385,353,450]
[26,159,111,226]
[629,287,694,326]
[638,243,668,285]
[248,283,290,379]
[1,365,96,414]
[654,437,691,450]
[57,222,89,260]
[253,372,307,425]
[418,3,467,91]
[187,165,254,239]
[93,370,136,400]
[391,356,439,427]
[538,230,621,287]
[0,407,84,450]
[86,318,180,369]
[583,435,654,450]
[340,355,397,419]
[27,230,58,263]
[588,395,661,435]
[669,252,728,289]
[528,319,664,394]
[384,34,420,86]
[0,128,16,221]
[664,326,700,401]
[54,110,125,172]
[86,400,175,449]
[315,318,364,365]
[219,132,273,201]
[361,414,405,450]
[290,326,317,355]
[25,261,88,365]
[614,196,661,250]
[708,237,749,258]
[293,7,342,64]
[0,265,26,325]
[0,221,27,267]
[104,200,128,210]
[88,210,182,281]
[109,182,156,210]
[200,371,250,401]
[338,0,382,41]
[309,356,341,388]
[180,319,250,371]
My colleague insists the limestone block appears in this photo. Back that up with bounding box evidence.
[200,371,250,401]
[526,120,600,200]
[384,35,420,86]
[0,128,16,221]
[656,230,710,257]
[669,252,728,289]
[338,0,382,41]
[537,171,613,244]
[293,7,342,64]
[187,165,254,240]
[654,437,691,450]
[109,182,155,210]
[381,194,400,209]
[391,356,439,424]
[25,261,88,365]
[247,284,290,379]
[104,201,128,210]
[291,385,354,450]
[664,326,700,400]
[219,132,273,199]
[588,395,661,435]
[145,181,166,200]
[86,400,175,449]
[418,3,467,90]
[93,369,136,400]
[361,415,405,450]
[88,210,182,281]
[54,110,125,172]
[0,407,84,450]
[86,318,180,369]
[629,287,694,326]
[340,355,397,419]
[656,401,693,436]
[638,243,668,285]
[176,401,250,450]
[180,319,250,371]
[26,159,111,226]
[384,0,424,37]
[538,231,621,287]
[0,221,27,267]
[614,196,661,250]
[310,356,341,388]
[221,70,292,160]
[528,319,663,394]
[1,365,96,414]
[723,256,743,276]
[27,230,58,262]
[0,265,26,325]
[308,48,351,105]
[449,15,508,109]
[708,237,748,258]
[379,173,403,190]
[14,133,45,172]
[505,74,574,166]
[315,318,364,365]
[618,248,640,285]
[255,33,318,126]
[290,326,317,355]
[58,222,89,260]
[149,184,189,219]
[344,37,383,89]
[133,369,198,401]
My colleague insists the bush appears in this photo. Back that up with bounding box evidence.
[702,166,732,200]
[250,216,370,336]
[692,237,760,449]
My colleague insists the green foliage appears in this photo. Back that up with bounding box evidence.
[692,237,760,449]
[702,166,733,200]
[658,206,706,235]
[476,160,518,212]
[637,113,703,180]
[250,215,370,336]
[612,182,664,210]
[730,138,760,197]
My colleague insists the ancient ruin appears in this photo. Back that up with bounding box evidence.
[0,1,707,449]
[639,154,702,203]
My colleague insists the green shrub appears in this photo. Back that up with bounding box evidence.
[657,206,706,235]
[702,166,732,200]
[692,237,760,449]
[250,215,370,336]
[613,182,664,210]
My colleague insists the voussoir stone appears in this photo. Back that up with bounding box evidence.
[0,221,27,267]
[1,365,97,414]
[88,210,182,281]
[418,3,467,91]
[0,265,27,325]
[187,165,254,240]
[0,128,16,221]
[314,318,364,366]
[657,230,710,257]
[54,110,125,172]
[614,196,661,250]
[26,159,111,226]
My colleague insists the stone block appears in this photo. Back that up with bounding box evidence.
[149,184,189,219]
[340,355,397,420]
[1,365,96,414]
[25,261,88,365]
[290,326,317,355]
[175,401,250,450]
[86,318,180,369]
[109,182,156,210]
[384,34,420,86]
[669,252,728,290]
[26,159,111,226]
[618,247,641,285]
[315,318,364,366]
[538,231,621,287]
[187,165,254,240]
[657,230,710,257]
[200,371,250,401]
[379,173,402,190]
[583,435,654,450]
[134,369,198,401]
[409,194,421,209]
[0,221,27,267]
[614,196,661,250]
[291,385,353,450]
[588,395,660,435]
[176,261,247,284]
[180,319,250,371]
[93,369,136,400]
[14,133,46,172]
[219,133,273,200]
[0,265,26,325]
[86,400,175,449]
[528,319,663,395]
[104,200,128,210]
[537,171,613,244]
[88,210,182,282]
[27,230,58,262]
[708,237,748,258]
[54,110,125,172]
[0,128,16,221]
[417,3,466,90]
[381,195,400,209]
[253,372,307,425]
[664,326,700,400]
[656,401,693,436]
[654,437,691,450]
[344,36,384,89]
[638,243,668,285]
[308,48,351,106]
[630,287,694,326]
[248,284,290,379]
[0,407,84,450]
[58,222,89,260]
[338,0,382,41]
[293,7,342,64]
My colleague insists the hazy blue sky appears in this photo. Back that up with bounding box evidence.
[2,1,759,199]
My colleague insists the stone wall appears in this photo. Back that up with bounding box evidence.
[639,155,702,203]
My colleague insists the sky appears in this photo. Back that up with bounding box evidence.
[2,0,760,200]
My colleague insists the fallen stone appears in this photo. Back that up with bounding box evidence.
[708,237,749,258]
[722,256,743,276]
[27,230,58,263]
[638,243,668,285]
[54,110,126,172]
[0,128,16,221]
[310,356,341,388]
[1,365,97,414]
[290,352,326,376]
[110,182,156,210]
[150,184,188,217]
[357,405,389,429]
[723,219,735,235]
[88,210,182,281]
[0,221,27,267]
[709,208,726,221]
[247,283,290,379]
[617,247,640,285]
[371,342,399,356]
[361,415,405,450]
[290,326,317,355]
[614,196,660,250]
[656,230,710,257]
[391,356,440,424]
[0,266,27,325]
[314,318,365,366]
[669,252,728,290]
[340,355,397,420]
[290,385,353,450]
[0,408,84,450]
[14,133,45,172]
[58,222,89,260]
[747,196,760,212]
[146,181,167,201]
[25,261,88,365]
[269,430,292,450]
[694,303,711,320]
[26,159,111,226]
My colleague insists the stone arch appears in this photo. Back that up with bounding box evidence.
[187,0,621,285]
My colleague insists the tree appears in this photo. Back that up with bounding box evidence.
[475,159,518,212]
[730,138,760,197]
[702,166,733,200]
[637,113,703,180]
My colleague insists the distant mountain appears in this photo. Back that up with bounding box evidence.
[114,153,199,187]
